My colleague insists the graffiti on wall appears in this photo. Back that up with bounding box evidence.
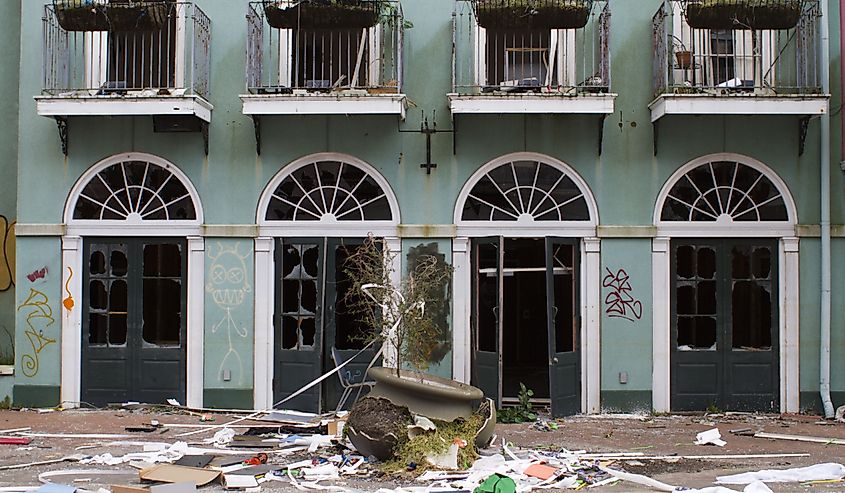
[602,267,643,322]
[207,243,251,385]
[63,267,75,311]
[17,288,56,377]
[26,267,48,284]
[0,216,15,292]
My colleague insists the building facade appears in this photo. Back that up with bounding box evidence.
[1,0,844,415]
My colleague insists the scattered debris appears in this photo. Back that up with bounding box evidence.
[835,405,845,423]
[695,428,727,447]
[753,431,845,445]
[717,462,845,484]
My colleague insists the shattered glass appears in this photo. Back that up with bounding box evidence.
[280,242,320,350]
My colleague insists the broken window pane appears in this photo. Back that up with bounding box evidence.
[732,246,751,279]
[89,313,108,345]
[302,245,319,278]
[677,284,695,315]
[752,247,772,279]
[111,248,128,277]
[677,315,717,350]
[282,245,300,278]
[90,280,107,310]
[476,242,498,352]
[109,313,127,346]
[300,318,316,347]
[698,280,717,314]
[282,280,301,314]
[698,247,716,279]
[90,250,106,275]
[282,316,298,350]
[110,280,128,313]
[676,245,694,278]
[143,244,182,277]
[732,280,772,350]
[554,272,575,353]
[142,279,181,346]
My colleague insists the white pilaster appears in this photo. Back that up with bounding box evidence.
[651,237,671,413]
[186,236,205,409]
[583,237,601,414]
[780,237,800,413]
[253,237,274,410]
[452,237,471,383]
[384,237,402,368]
[60,236,82,409]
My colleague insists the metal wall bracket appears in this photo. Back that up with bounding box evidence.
[598,115,607,155]
[652,119,659,156]
[798,116,810,156]
[252,116,261,155]
[398,110,454,175]
[55,116,68,156]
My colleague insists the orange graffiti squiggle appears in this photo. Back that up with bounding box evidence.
[63,267,75,311]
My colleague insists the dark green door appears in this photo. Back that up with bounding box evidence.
[546,238,580,417]
[274,239,325,412]
[671,239,779,412]
[471,237,502,407]
[81,238,187,406]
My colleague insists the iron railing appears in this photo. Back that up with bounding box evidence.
[452,0,609,95]
[652,0,821,97]
[42,2,211,98]
[246,1,404,94]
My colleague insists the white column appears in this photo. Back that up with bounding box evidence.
[253,237,275,410]
[60,236,83,409]
[186,236,205,409]
[780,237,800,413]
[583,237,601,414]
[452,237,471,383]
[384,237,402,368]
[651,237,671,413]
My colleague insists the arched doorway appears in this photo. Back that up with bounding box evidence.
[453,152,600,416]
[62,153,204,407]
[652,153,799,413]
[255,153,400,412]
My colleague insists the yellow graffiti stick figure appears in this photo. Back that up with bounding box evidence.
[18,288,57,378]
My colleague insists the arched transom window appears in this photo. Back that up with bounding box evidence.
[73,158,197,222]
[264,158,395,222]
[661,160,788,222]
[461,158,592,222]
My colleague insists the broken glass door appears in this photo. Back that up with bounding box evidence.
[670,239,779,412]
[471,237,503,407]
[82,238,187,406]
[545,238,580,417]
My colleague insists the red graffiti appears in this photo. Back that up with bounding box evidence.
[602,268,643,322]
[26,267,48,283]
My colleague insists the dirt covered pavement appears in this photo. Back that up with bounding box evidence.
[0,407,844,492]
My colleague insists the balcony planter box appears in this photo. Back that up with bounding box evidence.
[472,0,592,30]
[262,0,384,29]
[53,1,171,32]
[683,0,803,30]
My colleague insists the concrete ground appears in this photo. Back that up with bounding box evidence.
[0,407,844,492]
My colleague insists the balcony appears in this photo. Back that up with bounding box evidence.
[241,0,406,152]
[650,0,829,123]
[35,1,212,155]
[449,0,615,115]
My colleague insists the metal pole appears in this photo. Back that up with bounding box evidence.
[820,0,835,418]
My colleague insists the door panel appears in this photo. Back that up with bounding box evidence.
[546,238,580,417]
[671,239,778,412]
[82,239,186,406]
[471,237,502,407]
[274,239,324,412]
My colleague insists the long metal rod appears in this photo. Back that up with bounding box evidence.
[820,0,834,418]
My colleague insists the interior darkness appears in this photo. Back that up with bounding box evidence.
[333,243,369,350]
[281,243,320,350]
[731,246,773,349]
[142,244,182,346]
[501,239,550,399]
[88,245,129,346]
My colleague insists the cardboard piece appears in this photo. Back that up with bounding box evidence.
[139,464,221,486]
[524,463,557,480]
[327,418,347,437]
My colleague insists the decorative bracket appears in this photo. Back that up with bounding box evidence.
[55,116,68,156]
[798,116,810,156]
[398,110,454,175]
[252,116,261,155]
[652,119,659,156]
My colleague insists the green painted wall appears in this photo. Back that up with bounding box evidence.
[204,239,255,391]
[600,238,652,406]
[8,0,845,409]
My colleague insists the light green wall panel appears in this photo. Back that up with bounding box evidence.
[204,239,255,389]
[14,237,61,387]
[600,238,652,393]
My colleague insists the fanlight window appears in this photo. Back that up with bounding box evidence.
[265,160,392,222]
[462,160,590,221]
[661,161,788,222]
[73,160,196,221]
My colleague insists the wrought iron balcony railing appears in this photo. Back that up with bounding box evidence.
[246,1,404,94]
[652,0,821,97]
[452,0,609,96]
[42,2,211,99]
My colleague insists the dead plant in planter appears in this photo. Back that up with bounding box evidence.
[683,0,805,30]
[341,235,453,376]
